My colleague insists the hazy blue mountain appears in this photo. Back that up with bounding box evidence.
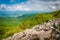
[0,11,45,17]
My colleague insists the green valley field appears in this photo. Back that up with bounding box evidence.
[0,10,60,40]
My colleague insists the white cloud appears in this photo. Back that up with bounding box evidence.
[0,4,15,11]
[0,4,7,11]
[0,0,60,11]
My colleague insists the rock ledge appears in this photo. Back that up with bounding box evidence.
[4,18,60,40]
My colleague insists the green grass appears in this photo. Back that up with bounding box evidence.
[0,10,60,40]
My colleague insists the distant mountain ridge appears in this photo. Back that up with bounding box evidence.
[0,11,48,17]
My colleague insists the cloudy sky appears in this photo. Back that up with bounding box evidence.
[0,0,60,11]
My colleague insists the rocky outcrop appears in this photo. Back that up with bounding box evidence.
[4,18,60,40]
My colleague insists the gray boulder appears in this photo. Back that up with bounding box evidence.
[4,18,60,40]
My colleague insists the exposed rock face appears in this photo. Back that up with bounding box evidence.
[4,18,60,40]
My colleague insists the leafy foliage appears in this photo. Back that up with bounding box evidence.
[53,10,60,18]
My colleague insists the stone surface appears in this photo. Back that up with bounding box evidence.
[4,18,60,40]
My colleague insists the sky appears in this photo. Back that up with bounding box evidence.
[0,0,60,11]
